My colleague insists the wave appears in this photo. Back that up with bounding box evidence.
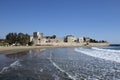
[0,60,22,74]
[49,53,76,80]
[75,48,120,63]
[0,67,9,73]
[92,47,120,53]
[10,60,22,68]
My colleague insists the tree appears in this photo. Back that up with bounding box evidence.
[64,36,67,42]
[45,36,50,39]
[6,32,30,45]
[28,41,34,46]
[17,33,30,45]
[52,35,56,39]
[25,34,30,44]
[98,40,107,43]
[6,32,17,44]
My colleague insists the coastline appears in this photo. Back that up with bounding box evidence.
[0,46,59,54]
[0,43,109,54]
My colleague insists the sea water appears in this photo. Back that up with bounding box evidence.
[75,45,120,63]
[0,45,120,80]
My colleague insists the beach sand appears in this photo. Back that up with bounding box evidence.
[0,46,49,54]
[0,45,80,54]
[0,43,109,54]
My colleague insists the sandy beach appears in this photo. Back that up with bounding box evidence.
[0,45,80,54]
[0,46,49,54]
[0,43,109,54]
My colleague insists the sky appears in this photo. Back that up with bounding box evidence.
[0,0,120,43]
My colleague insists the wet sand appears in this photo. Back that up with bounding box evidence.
[0,43,109,54]
[0,45,80,54]
[0,46,56,54]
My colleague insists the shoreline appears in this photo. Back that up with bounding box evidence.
[0,43,109,54]
[0,46,54,54]
[0,45,81,54]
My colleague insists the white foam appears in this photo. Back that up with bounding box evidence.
[0,60,21,73]
[75,48,120,63]
[0,67,9,73]
[92,47,120,53]
[10,60,22,68]
[40,69,43,72]
[49,53,76,80]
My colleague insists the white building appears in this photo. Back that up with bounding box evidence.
[67,35,76,43]
[32,32,43,45]
[79,37,85,43]
[30,32,87,45]
[30,36,33,42]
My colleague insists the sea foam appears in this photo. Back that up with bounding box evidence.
[0,60,21,74]
[92,47,120,53]
[75,47,120,63]
[49,53,76,80]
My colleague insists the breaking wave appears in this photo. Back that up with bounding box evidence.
[75,47,120,63]
[0,60,21,73]
[49,53,76,80]
[92,47,120,53]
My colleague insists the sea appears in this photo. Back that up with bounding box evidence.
[0,45,120,80]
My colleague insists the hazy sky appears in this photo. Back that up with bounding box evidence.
[0,0,120,43]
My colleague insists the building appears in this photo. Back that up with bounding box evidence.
[66,35,76,43]
[30,36,33,42]
[31,32,64,45]
[30,32,102,46]
[78,37,85,43]
[48,38,64,43]
[32,32,43,45]
[85,37,91,43]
